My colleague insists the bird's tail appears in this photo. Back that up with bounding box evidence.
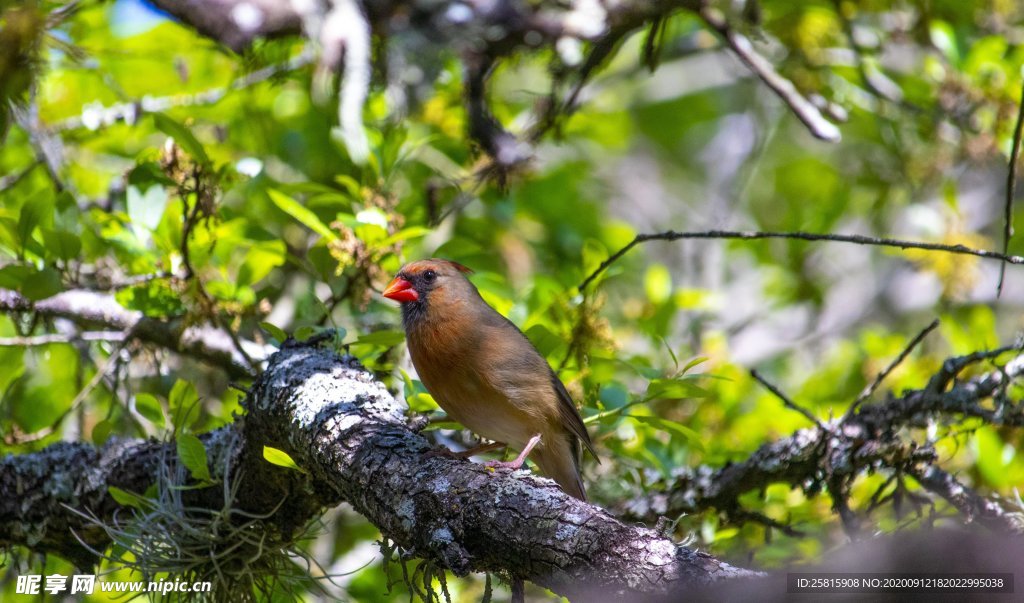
[532,435,587,501]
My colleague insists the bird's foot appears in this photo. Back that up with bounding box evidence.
[483,458,526,471]
[422,448,461,461]
[482,434,542,472]
[423,440,507,461]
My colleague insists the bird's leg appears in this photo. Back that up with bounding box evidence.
[423,440,507,460]
[484,434,542,470]
[454,440,506,459]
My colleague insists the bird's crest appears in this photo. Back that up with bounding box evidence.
[438,259,474,274]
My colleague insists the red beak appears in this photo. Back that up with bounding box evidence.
[383,277,419,303]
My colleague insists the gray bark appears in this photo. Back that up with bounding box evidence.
[0,340,755,600]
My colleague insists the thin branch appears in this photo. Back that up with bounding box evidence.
[578,229,1024,291]
[464,55,530,169]
[53,50,314,132]
[142,0,302,53]
[0,289,262,378]
[622,348,1024,532]
[729,508,805,538]
[0,161,40,193]
[4,340,126,445]
[750,369,825,430]
[909,466,1024,532]
[698,7,841,142]
[13,92,67,192]
[847,318,940,417]
[0,331,126,347]
[998,77,1024,297]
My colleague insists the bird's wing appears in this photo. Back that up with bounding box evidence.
[477,306,599,462]
[549,371,599,462]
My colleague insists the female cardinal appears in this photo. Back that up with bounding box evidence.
[383,258,597,500]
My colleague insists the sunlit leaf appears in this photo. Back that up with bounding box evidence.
[153,112,210,165]
[267,189,338,241]
[263,445,306,473]
[169,379,201,431]
[108,486,150,510]
[176,433,212,482]
[134,393,165,428]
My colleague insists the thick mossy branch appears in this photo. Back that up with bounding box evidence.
[0,341,754,600]
[620,349,1024,533]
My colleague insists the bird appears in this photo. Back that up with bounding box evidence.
[383,258,597,500]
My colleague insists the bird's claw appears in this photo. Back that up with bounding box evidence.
[483,459,525,471]
[421,448,460,461]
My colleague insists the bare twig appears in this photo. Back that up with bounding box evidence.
[698,8,841,142]
[730,508,805,538]
[13,92,67,191]
[750,369,825,430]
[998,78,1024,297]
[578,229,1024,291]
[464,55,530,169]
[0,331,126,347]
[54,50,315,132]
[0,289,263,378]
[621,348,1024,533]
[0,161,40,193]
[4,340,126,445]
[909,466,1024,532]
[846,319,940,417]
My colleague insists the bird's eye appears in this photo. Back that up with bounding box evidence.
[422,270,437,282]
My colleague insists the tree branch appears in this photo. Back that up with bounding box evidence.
[578,229,1024,291]
[998,77,1024,296]
[146,0,302,53]
[0,289,263,379]
[0,342,757,599]
[697,7,841,142]
[846,318,939,417]
[620,347,1024,533]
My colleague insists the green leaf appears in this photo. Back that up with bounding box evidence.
[135,393,165,427]
[680,356,708,374]
[238,240,286,286]
[41,229,82,261]
[169,379,201,430]
[153,113,210,165]
[646,376,709,400]
[294,325,317,341]
[126,185,169,232]
[263,445,305,473]
[92,419,113,445]
[377,226,432,248]
[630,415,703,451]
[176,433,211,482]
[354,329,405,347]
[108,486,150,510]
[21,267,62,301]
[644,264,672,304]
[260,321,287,342]
[0,264,32,290]
[406,392,439,412]
[17,196,53,252]
[115,280,186,317]
[267,189,338,241]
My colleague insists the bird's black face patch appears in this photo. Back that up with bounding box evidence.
[398,269,440,328]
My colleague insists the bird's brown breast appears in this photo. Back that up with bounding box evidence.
[406,310,555,447]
